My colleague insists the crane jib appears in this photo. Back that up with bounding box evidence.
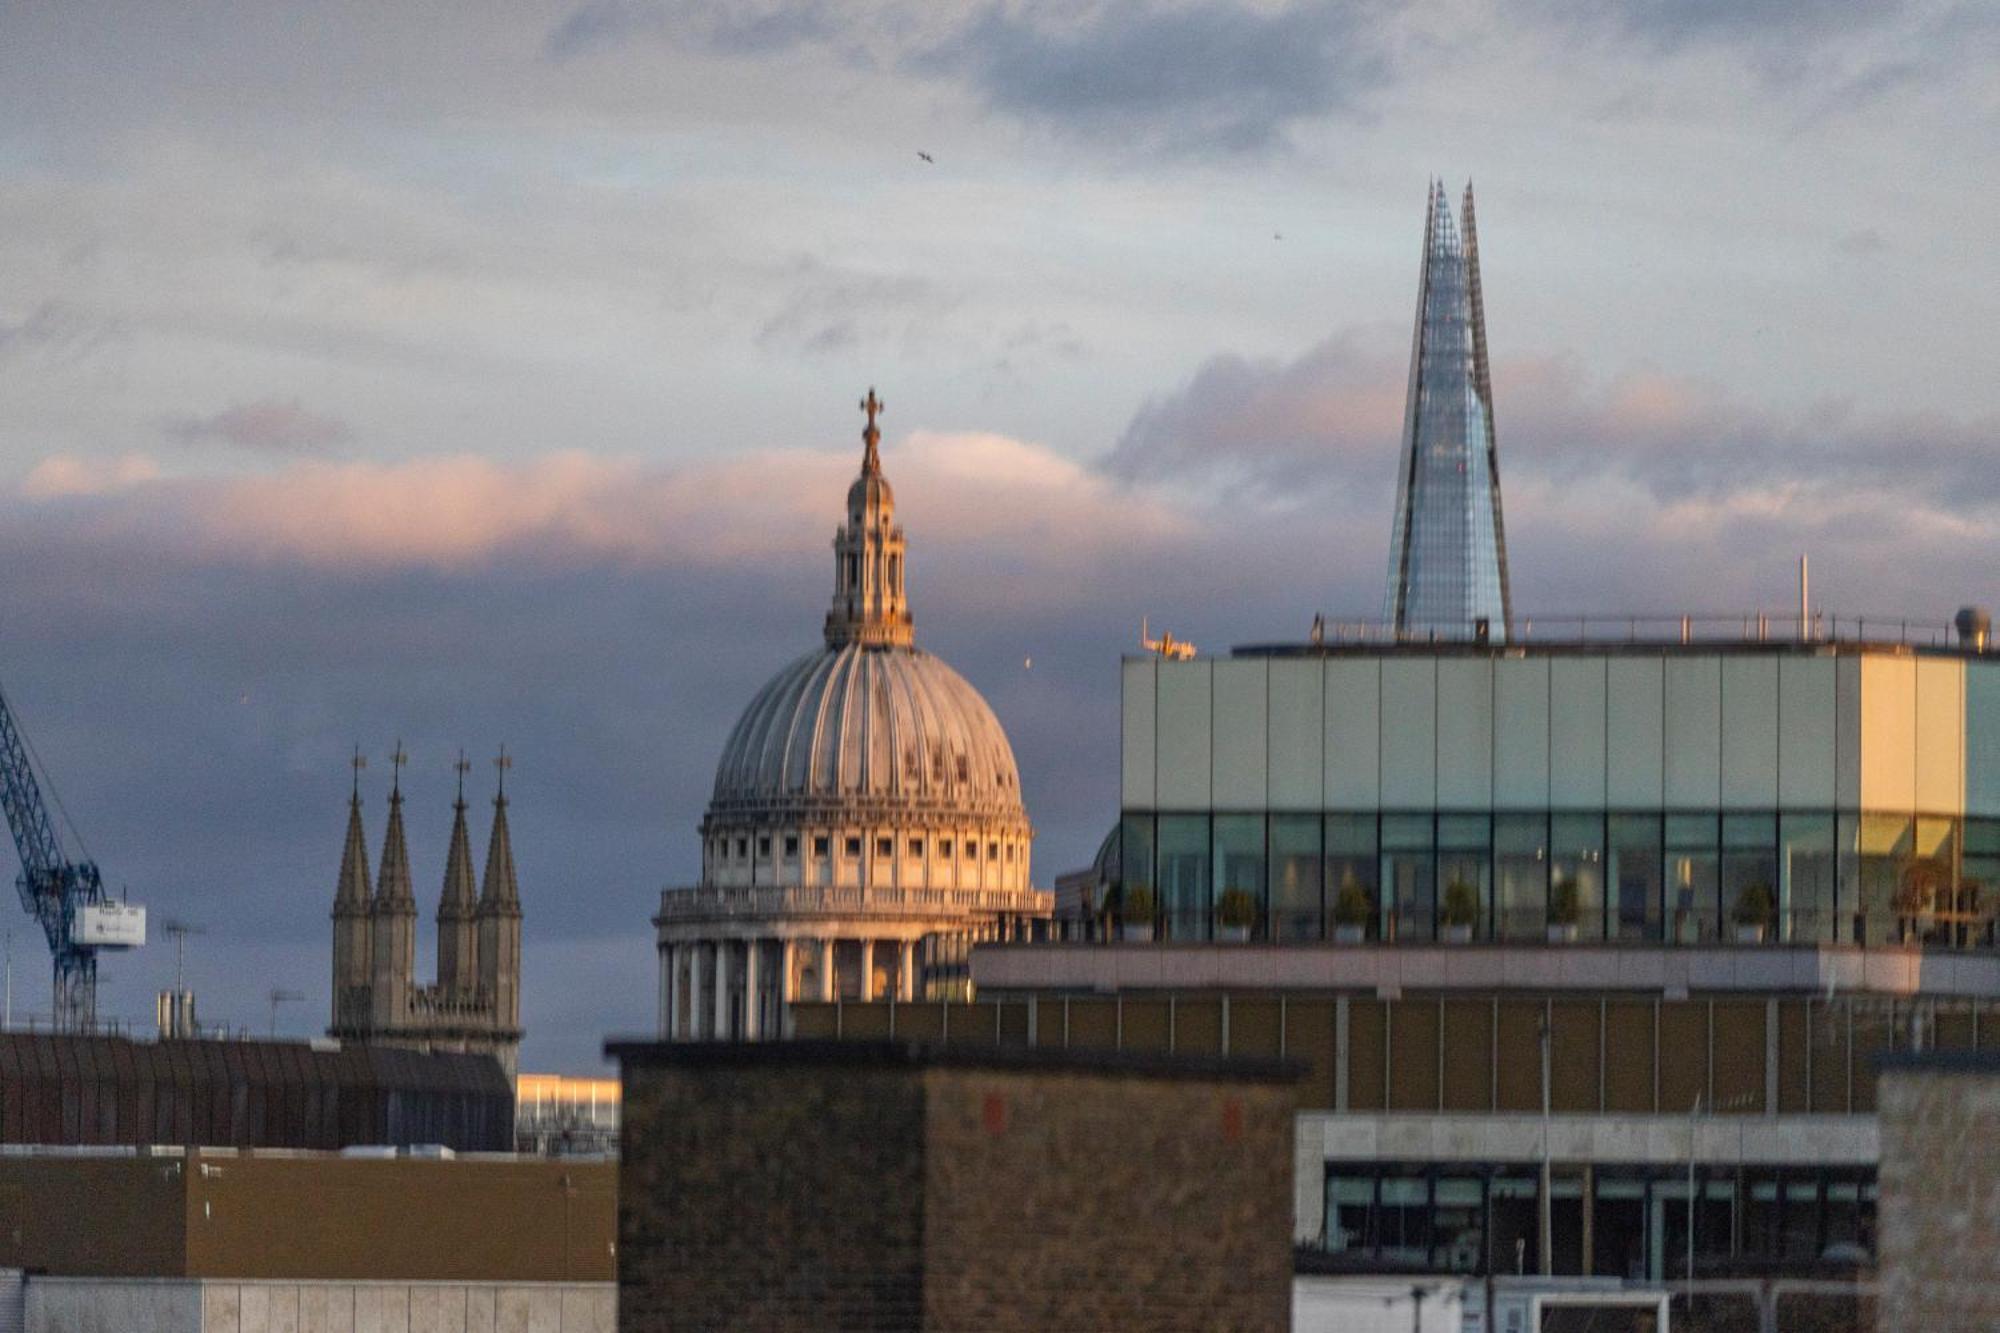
[0,682,117,1031]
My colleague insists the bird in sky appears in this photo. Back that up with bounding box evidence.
[917,151,934,163]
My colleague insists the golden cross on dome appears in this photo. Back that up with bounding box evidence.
[493,744,512,799]
[350,745,367,798]
[453,749,471,804]
[389,740,408,796]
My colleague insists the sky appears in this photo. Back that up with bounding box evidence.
[1,0,1997,1071]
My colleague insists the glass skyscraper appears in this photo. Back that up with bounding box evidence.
[1382,181,1513,641]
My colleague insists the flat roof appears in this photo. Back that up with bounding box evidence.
[1225,639,1991,661]
[605,1038,1302,1085]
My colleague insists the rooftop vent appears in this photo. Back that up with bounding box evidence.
[1956,606,1992,652]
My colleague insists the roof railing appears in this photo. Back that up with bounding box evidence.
[1292,612,1969,650]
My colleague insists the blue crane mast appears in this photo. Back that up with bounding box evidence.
[0,681,110,1030]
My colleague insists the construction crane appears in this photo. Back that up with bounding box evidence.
[0,679,143,1030]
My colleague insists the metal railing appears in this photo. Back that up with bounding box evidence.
[1294,611,1972,649]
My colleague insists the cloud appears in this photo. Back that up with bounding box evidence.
[1836,227,1888,256]
[1105,329,2000,529]
[162,398,354,455]
[1104,330,1403,496]
[0,301,123,367]
[13,432,1188,575]
[543,0,841,61]
[1563,0,1892,49]
[19,453,161,500]
[913,0,1390,154]
[753,257,951,356]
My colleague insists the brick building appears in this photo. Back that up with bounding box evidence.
[607,1039,1298,1332]
[1875,1049,2000,1331]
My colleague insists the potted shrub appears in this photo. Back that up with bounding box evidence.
[1120,883,1155,942]
[1215,887,1258,943]
[1547,876,1580,943]
[1441,877,1479,944]
[1732,880,1774,944]
[1332,875,1371,944]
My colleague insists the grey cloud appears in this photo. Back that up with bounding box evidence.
[754,258,951,356]
[1109,330,2000,521]
[543,0,840,61]
[1836,227,1889,256]
[1103,330,1403,498]
[913,0,1390,155]
[0,301,123,367]
[162,398,353,455]
[1574,0,1891,48]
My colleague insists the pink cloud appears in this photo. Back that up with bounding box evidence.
[20,453,161,499]
[13,434,1192,574]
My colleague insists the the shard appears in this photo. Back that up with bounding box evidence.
[1382,180,1513,642]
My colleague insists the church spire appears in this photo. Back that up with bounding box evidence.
[476,746,523,1064]
[333,748,372,910]
[330,746,375,1036]
[824,387,915,649]
[374,741,416,910]
[437,751,478,994]
[478,746,520,913]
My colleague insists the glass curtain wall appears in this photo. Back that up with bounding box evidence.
[1270,815,1323,941]
[1722,815,1778,940]
[1667,815,1720,944]
[1382,815,1436,942]
[1327,816,1379,940]
[1212,815,1266,940]
[1495,814,1547,941]
[1119,814,1155,930]
[1967,819,2000,947]
[1780,814,1835,943]
[1856,815,1912,946]
[1914,817,1958,946]
[1438,815,1492,940]
[1607,814,1663,942]
[1551,814,1604,940]
[1157,816,1209,941]
[1116,811,1983,948]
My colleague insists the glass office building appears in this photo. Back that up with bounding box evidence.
[1383,182,1512,642]
[962,629,2000,1283]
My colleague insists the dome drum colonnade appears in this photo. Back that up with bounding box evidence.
[654,390,1050,1039]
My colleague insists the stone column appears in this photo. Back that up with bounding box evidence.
[742,939,762,1041]
[779,939,798,1004]
[856,938,874,1002]
[713,941,732,1040]
[692,943,711,1039]
[818,938,836,1003]
[897,939,916,1001]
[660,943,676,1038]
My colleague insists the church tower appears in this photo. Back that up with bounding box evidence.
[435,753,479,999]
[824,388,913,649]
[329,750,374,1035]
[369,744,418,1030]
[476,748,524,1073]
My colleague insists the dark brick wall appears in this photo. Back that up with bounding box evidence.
[614,1044,1296,1333]
[920,1065,1294,1332]
[619,1060,928,1331]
